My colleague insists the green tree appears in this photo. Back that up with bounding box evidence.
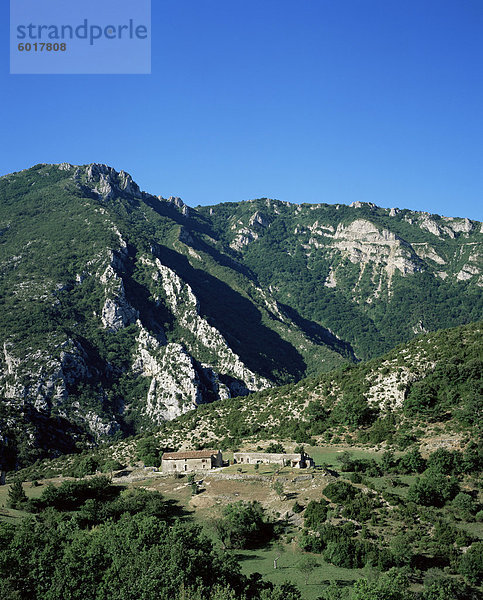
[390,533,413,567]
[381,450,396,473]
[452,492,477,520]
[352,569,412,600]
[265,442,285,454]
[426,448,457,475]
[136,436,162,467]
[71,454,99,478]
[100,459,123,474]
[422,577,475,600]
[398,448,426,473]
[324,480,357,504]
[215,501,272,549]
[458,541,483,584]
[273,480,284,499]
[304,500,328,528]
[407,472,459,507]
[7,480,27,509]
[260,581,302,600]
[296,556,319,585]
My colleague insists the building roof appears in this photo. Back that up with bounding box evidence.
[162,449,218,460]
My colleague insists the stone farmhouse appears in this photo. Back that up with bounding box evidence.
[233,452,314,468]
[161,449,223,474]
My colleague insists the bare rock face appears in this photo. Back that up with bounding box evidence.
[83,411,120,437]
[230,210,272,250]
[308,219,423,297]
[131,322,231,423]
[82,163,143,201]
[91,238,273,426]
[230,227,260,251]
[144,343,202,423]
[99,250,139,332]
[249,211,270,228]
[412,244,446,265]
[0,336,100,432]
[101,295,139,332]
[144,256,271,394]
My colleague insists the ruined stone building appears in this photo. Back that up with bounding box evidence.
[161,449,223,474]
[233,452,314,468]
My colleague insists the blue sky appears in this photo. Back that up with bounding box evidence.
[1,0,482,219]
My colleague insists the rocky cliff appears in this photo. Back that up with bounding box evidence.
[200,198,482,357]
[0,163,481,466]
[0,163,351,466]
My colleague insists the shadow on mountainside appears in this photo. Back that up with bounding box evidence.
[143,195,255,280]
[148,245,308,384]
[277,301,358,362]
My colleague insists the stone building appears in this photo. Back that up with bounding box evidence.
[233,452,314,468]
[161,449,223,474]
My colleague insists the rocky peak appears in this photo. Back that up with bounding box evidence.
[78,163,143,201]
[156,195,190,217]
[349,201,377,210]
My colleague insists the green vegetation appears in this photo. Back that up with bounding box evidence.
[1,436,482,600]
[0,476,305,600]
[266,442,286,454]
[200,198,482,360]
[0,164,356,468]
[126,321,482,455]
[6,479,27,509]
[215,501,274,549]
[1,164,482,468]
[0,165,481,598]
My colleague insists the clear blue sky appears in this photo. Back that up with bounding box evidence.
[1,0,482,220]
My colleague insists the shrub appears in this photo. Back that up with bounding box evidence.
[458,541,483,584]
[136,436,162,467]
[215,501,273,549]
[407,472,459,507]
[324,481,358,503]
[69,455,99,478]
[397,448,426,473]
[304,500,328,528]
[7,480,27,509]
[452,492,477,519]
[100,459,123,473]
[265,442,285,454]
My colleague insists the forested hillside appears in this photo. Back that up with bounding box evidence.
[0,163,481,466]
[199,198,482,359]
[2,312,482,600]
[0,164,348,466]
[117,320,482,456]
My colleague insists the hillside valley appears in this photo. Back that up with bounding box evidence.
[3,3,483,598]
[3,320,482,600]
[0,163,481,467]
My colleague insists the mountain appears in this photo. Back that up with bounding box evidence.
[0,163,481,466]
[198,198,482,359]
[0,163,349,466]
[111,320,482,460]
[8,320,482,600]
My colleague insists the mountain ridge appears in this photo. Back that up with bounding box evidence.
[0,162,481,467]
